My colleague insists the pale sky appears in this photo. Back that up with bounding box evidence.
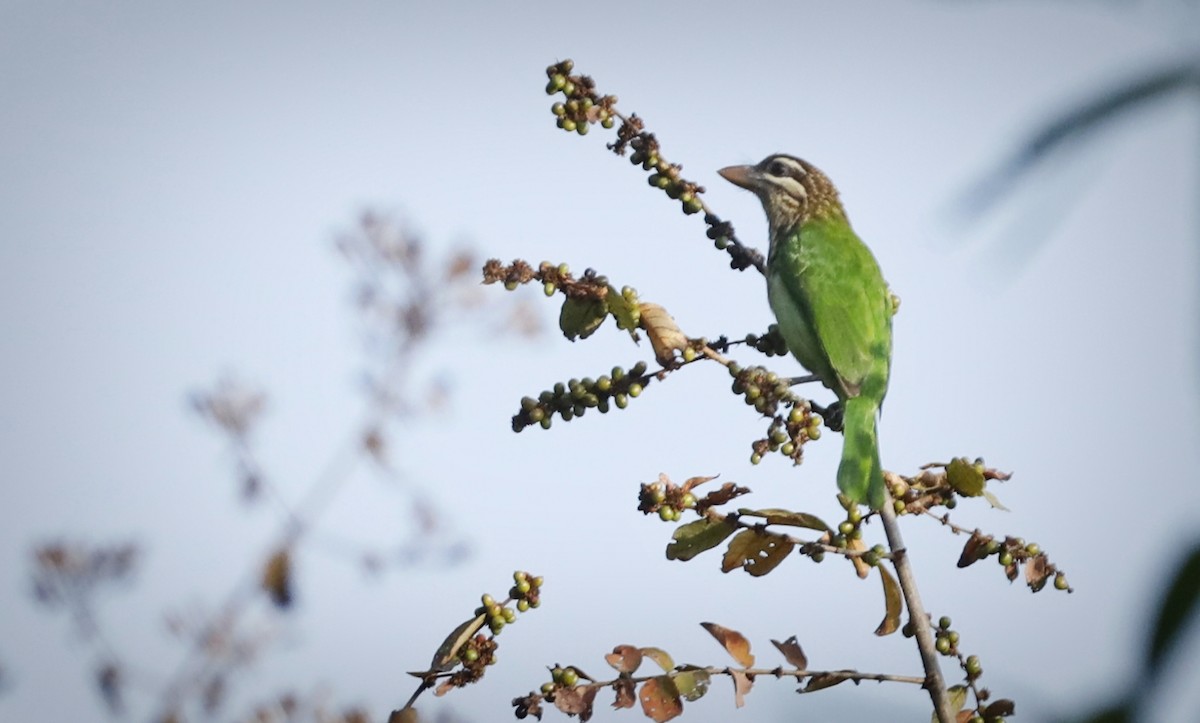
[2,1,1198,721]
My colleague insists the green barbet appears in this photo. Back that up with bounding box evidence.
[719,154,893,509]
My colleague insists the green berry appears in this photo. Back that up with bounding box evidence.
[935,636,951,654]
[561,119,577,132]
[781,442,795,456]
[838,521,855,536]
[659,506,675,521]
[615,394,628,409]
[517,598,530,612]
[557,263,570,276]
[681,492,697,509]
[601,117,615,129]
[1025,543,1040,556]
[806,425,821,441]
[576,122,589,136]
[561,81,575,96]
[750,452,762,465]
[1054,573,1069,590]
[561,668,579,686]
[938,616,952,630]
[541,682,556,695]
[543,282,556,296]
[627,383,643,398]
[546,75,566,94]
[999,551,1013,566]
[965,655,982,677]
[683,198,703,214]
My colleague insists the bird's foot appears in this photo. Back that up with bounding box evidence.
[821,400,845,432]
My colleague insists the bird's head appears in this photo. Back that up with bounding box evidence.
[718,154,847,241]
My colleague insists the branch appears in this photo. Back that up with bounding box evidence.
[879,493,954,723]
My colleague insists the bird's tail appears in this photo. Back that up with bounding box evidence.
[838,396,884,509]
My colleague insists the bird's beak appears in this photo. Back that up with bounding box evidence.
[717,164,756,190]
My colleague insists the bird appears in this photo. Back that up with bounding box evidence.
[719,154,893,509]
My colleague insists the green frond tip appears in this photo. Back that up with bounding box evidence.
[837,396,884,509]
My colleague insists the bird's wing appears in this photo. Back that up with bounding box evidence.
[776,218,892,400]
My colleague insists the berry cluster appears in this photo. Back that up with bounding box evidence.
[512,362,652,432]
[545,59,617,136]
[740,326,790,357]
[447,633,498,689]
[482,259,608,300]
[958,531,1070,592]
[476,571,543,635]
[726,364,821,465]
[542,58,765,273]
[638,478,698,522]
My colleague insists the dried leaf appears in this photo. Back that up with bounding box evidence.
[639,676,682,722]
[700,622,755,668]
[680,475,719,493]
[554,685,599,721]
[875,566,903,636]
[721,529,793,577]
[639,303,689,365]
[1149,543,1200,673]
[802,672,845,693]
[666,518,737,562]
[427,614,486,671]
[672,668,710,702]
[262,548,293,609]
[984,699,1016,717]
[737,508,831,532]
[697,483,751,510]
[770,636,807,669]
[604,645,643,674]
[957,530,991,569]
[559,296,607,341]
[847,536,870,579]
[946,457,985,497]
[1026,553,1052,592]
[640,647,675,672]
[612,678,637,709]
[730,669,753,708]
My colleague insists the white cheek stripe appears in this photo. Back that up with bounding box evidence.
[771,175,808,200]
[771,156,808,177]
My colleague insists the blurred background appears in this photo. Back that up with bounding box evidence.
[2,1,1198,721]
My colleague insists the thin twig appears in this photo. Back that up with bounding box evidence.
[879,493,954,723]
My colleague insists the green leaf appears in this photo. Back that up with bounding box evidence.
[737,508,831,532]
[933,685,968,723]
[875,566,903,636]
[672,668,710,702]
[559,296,608,341]
[666,518,737,562]
[945,457,985,497]
[1147,542,1200,674]
[982,490,1009,511]
[640,647,675,672]
[605,285,641,335]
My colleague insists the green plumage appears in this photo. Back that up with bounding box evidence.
[720,155,893,509]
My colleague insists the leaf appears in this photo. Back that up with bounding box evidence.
[945,457,985,497]
[559,296,608,341]
[640,647,675,672]
[729,669,753,708]
[554,685,599,720]
[605,645,643,674]
[605,285,641,336]
[672,668,710,702]
[770,636,807,669]
[956,530,991,569]
[680,475,718,493]
[639,302,689,366]
[666,518,737,562]
[639,676,683,722]
[982,490,1009,511]
[426,614,486,671]
[802,673,845,693]
[983,699,1016,718]
[700,622,755,667]
[737,508,831,532]
[847,536,870,579]
[934,685,969,723]
[1147,542,1200,674]
[612,678,637,710]
[875,566,903,636]
[1025,553,1052,592]
[721,529,794,577]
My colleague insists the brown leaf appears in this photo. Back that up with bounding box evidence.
[721,529,793,577]
[847,536,870,579]
[700,622,755,668]
[612,678,637,709]
[983,699,1016,717]
[1025,553,1051,592]
[639,303,689,366]
[427,614,486,671]
[640,647,675,672]
[604,645,643,674]
[639,676,683,722]
[802,672,847,693]
[696,483,751,511]
[737,508,831,532]
[957,530,991,569]
[666,518,737,562]
[554,685,599,721]
[680,475,719,493]
[262,548,293,609]
[729,669,753,708]
[875,566,904,636]
[770,637,807,669]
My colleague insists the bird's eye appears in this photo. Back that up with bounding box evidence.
[766,161,788,177]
